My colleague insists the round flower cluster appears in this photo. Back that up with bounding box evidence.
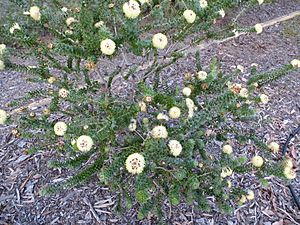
[128,119,137,131]
[123,0,141,19]
[254,24,263,34]
[125,153,145,174]
[151,125,168,139]
[59,88,69,98]
[9,23,21,34]
[0,109,7,125]
[199,0,208,8]
[157,113,169,121]
[169,107,181,119]
[100,39,116,56]
[54,121,68,136]
[268,141,280,153]
[260,94,269,104]
[168,140,182,157]
[76,135,94,152]
[183,10,196,24]
[66,17,77,26]
[186,98,197,118]
[24,6,41,21]
[182,87,192,97]
[221,167,233,178]
[222,144,233,154]
[291,59,300,68]
[152,33,168,50]
[252,155,264,168]
[139,101,147,112]
[283,159,296,180]
[197,71,207,81]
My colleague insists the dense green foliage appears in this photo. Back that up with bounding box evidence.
[0,0,298,221]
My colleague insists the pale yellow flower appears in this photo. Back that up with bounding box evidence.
[47,76,56,84]
[169,107,181,119]
[199,0,208,8]
[151,125,168,139]
[221,167,233,178]
[144,96,152,102]
[76,135,94,152]
[157,113,169,121]
[291,59,300,68]
[239,88,249,98]
[0,109,7,125]
[152,33,168,50]
[59,88,69,98]
[246,190,255,200]
[183,10,196,24]
[94,21,104,28]
[227,180,232,188]
[197,71,207,81]
[9,23,21,34]
[257,0,264,5]
[54,121,68,136]
[168,140,182,157]
[128,119,137,131]
[186,98,195,109]
[284,167,296,180]
[284,159,293,169]
[218,9,225,18]
[252,155,264,168]
[0,44,6,55]
[239,195,247,204]
[100,39,116,56]
[125,153,145,174]
[254,24,263,34]
[0,60,5,71]
[260,94,269,104]
[66,17,77,26]
[223,144,233,154]
[123,0,141,19]
[28,6,41,21]
[237,65,245,73]
[268,142,280,153]
[138,101,147,112]
[182,87,192,97]
[61,7,68,12]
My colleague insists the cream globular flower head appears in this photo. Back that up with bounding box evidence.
[182,87,192,97]
[168,140,182,157]
[94,21,104,28]
[25,6,41,21]
[76,135,94,152]
[0,44,6,55]
[152,33,168,50]
[239,88,249,98]
[125,153,145,174]
[66,17,77,26]
[284,167,297,180]
[291,59,300,68]
[246,190,255,200]
[0,60,5,71]
[257,0,264,5]
[138,101,147,112]
[183,10,196,24]
[197,71,207,81]
[0,109,8,125]
[252,155,264,167]
[239,195,247,204]
[199,0,208,8]
[220,167,233,178]
[254,24,263,34]
[59,88,69,98]
[54,121,68,136]
[151,125,168,139]
[123,0,141,19]
[128,119,137,131]
[284,158,293,169]
[157,113,169,121]
[260,94,269,104]
[10,23,21,34]
[222,144,233,154]
[100,39,116,56]
[169,107,181,119]
[47,76,56,84]
[218,9,225,18]
[268,141,280,153]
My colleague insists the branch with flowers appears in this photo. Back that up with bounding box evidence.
[0,0,300,221]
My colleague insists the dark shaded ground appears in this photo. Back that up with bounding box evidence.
[1,0,300,224]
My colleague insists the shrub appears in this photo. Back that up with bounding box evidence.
[0,0,299,221]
